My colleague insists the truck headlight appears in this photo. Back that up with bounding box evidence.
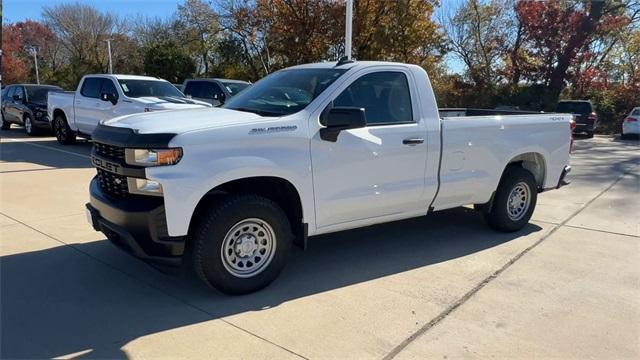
[127,178,163,196]
[125,148,182,166]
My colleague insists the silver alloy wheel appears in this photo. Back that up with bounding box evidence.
[221,218,276,278]
[507,181,531,221]
[25,117,32,134]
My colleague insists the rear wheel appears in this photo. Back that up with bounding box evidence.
[191,194,292,294]
[483,167,537,232]
[586,131,594,138]
[24,114,37,136]
[53,115,76,145]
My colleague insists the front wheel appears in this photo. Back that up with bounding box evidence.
[0,112,10,130]
[53,115,76,145]
[484,167,538,232]
[191,194,292,294]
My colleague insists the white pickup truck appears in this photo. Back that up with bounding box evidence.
[85,61,572,294]
[47,74,210,144]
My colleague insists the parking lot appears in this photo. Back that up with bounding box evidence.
[1,130,638,359]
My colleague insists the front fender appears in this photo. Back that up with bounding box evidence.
[147,155,314,237]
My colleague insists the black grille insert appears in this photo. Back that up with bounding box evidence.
[94,142,125,161]
[96,168,129,198]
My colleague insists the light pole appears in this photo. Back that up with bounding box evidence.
[105,39,113,74]
[28,47,40,84]
[345,0,353,60]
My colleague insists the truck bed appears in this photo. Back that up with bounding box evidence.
[433,112,571,210]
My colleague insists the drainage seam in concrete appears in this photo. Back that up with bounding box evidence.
[533,220,639,238]
[4,137,91,159]
[561,224,639,238]
[0,211,309,360]
[382,170,633,360]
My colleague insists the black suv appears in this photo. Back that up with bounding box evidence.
[1,84,64,135]
[182,78,251,106]
[556,100,598,138]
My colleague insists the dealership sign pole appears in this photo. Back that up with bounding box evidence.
[106,39,113,74]
[345,0,353,60]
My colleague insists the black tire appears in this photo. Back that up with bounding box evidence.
[192,194,292,294]
[53,115,76,145]
[24,114,37,136]
[484,166,538,232]
[586,131,594,138]
[0,112,10,130]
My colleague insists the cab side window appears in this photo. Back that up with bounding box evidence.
[184,81,204,98]
[100,79,119,100]
[633,109,640,116]
[334,72,413,125]
[5,87,15,100]
[81,78,103,98]
[13,86,24,100]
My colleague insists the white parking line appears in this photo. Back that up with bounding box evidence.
[2,138,91,159]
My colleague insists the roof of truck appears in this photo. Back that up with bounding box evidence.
[83,74,169,81]
[287,60,417,71]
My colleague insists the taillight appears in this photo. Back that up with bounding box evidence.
[625,117,638,122]
[569,118,576,153]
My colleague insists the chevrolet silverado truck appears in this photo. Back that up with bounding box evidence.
[85,61,572,294]
[47,74,210,145]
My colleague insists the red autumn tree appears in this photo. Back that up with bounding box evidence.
[2,24,29,84]
[514,0,630,107]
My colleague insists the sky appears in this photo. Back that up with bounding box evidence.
[3,0,466,74]
[3,0,180,23]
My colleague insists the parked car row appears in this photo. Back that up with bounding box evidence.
[1,84,63,135]
[621,107,640,139]
[0,75,251,142]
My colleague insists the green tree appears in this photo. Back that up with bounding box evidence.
[143,40,196,83]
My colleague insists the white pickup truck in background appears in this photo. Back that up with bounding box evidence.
[85,60,572,294]
[47,74,210,144]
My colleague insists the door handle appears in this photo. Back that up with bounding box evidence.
[402,138,424,145]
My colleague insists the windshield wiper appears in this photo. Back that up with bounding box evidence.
[228,107,285,117]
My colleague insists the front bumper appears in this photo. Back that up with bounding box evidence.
[87,177,185,265]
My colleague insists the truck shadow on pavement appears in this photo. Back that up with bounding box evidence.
[1,207,542,359]
[0,135,93,170]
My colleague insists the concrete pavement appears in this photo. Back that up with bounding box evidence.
[1,130,638,359]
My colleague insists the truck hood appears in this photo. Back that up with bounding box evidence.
[102,107,265,134]
[132,96,212,109]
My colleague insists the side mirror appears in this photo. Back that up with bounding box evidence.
[213,92,226,104]
[100,92,117,105]
[12,94,23,102]
[319,106,366,142]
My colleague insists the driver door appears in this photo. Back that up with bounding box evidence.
[310,70,429,228]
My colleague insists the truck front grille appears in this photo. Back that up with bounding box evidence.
[94,142,125,161]
[96,169,129,198]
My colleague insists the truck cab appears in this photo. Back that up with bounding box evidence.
[47,74,211,144]
[85,61,571,294]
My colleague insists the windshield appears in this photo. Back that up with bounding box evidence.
[26,86,62,103]
[118,79,184,98]
[556,102,592,114]
[222,82,250,96]
[223,68,347,116]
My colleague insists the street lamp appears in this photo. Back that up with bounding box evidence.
[27,47,40,85]
[105,39,113,74]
